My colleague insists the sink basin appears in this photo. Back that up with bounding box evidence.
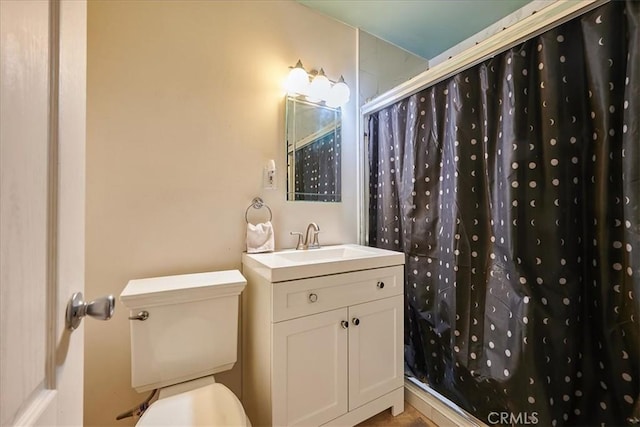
[276,246,373,263]
[242,244,404,282]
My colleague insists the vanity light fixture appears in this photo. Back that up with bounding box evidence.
[284,60,310,96]
[285,60,350,107]
[327,75,350,108]
[307,68,331,103]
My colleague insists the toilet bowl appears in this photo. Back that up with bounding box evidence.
[120,270,249,426]
[137,377,249,426]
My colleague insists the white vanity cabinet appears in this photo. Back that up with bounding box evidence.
[242,245,405,427]
[272,307,348,426]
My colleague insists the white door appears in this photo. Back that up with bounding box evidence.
[1,0,87,425]
[272,308,348,427]
[348,295,404,410]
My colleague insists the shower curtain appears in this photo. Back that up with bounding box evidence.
[368,2,638,425]
[294,127,341,201]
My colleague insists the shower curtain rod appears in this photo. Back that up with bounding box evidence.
[361,0,607,116]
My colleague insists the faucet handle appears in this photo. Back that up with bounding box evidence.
[290,231,305,250]
[308,230,321,249]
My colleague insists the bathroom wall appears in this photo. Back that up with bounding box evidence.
[85,1,356,425]
[359,30,429,105]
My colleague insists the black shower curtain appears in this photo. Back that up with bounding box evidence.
[368,2,639,425]
[294,127,341,202]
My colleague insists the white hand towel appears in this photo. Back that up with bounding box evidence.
[246,221,275,253]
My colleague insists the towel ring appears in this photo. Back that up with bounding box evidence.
[245,197,273,223]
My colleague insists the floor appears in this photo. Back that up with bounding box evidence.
[356,403,438,427]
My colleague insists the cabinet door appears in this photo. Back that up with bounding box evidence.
[348,295,404,410]
[272,308,348,426]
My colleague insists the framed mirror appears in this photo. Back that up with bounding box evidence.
[285,96,341,202]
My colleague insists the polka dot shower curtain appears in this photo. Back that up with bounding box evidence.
[294,127,341,201]
[367,2,638,426]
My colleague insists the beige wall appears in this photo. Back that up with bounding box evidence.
[85,1,356,425]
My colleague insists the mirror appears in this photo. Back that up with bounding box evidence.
[286,96,341,202]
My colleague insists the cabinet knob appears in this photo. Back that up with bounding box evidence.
[340,320,349,329]
[377,281,385,289]
[308,293,318,303]
[352,317,360,326]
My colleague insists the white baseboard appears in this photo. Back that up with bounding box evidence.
[404,379,488,427]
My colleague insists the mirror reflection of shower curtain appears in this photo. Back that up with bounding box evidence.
[294,126,341,202]
[368,2,639,425]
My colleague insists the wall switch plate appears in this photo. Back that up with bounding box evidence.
[264,167,276,190]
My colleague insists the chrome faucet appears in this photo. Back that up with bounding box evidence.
[290,223,321,250]
[305,223,321,249]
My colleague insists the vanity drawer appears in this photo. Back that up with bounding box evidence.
[272,265,403,322]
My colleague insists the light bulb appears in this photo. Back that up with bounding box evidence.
[307,69,331,102]
[326,76,350,107]
[285,60,309,95]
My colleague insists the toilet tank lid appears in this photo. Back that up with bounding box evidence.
[120,270,246,309]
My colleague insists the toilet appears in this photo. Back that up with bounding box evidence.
[120,270,249,426]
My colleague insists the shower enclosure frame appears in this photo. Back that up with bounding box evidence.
[357,0,611,424]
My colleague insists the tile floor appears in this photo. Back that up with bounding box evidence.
[356,403,438,427]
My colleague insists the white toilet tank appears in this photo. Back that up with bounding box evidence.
[120,270,246,392]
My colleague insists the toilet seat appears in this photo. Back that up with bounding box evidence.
[137,383,249,426]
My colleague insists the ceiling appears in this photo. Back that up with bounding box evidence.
[298,0,533,60]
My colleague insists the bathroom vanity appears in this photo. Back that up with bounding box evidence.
[241,244,405,426]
